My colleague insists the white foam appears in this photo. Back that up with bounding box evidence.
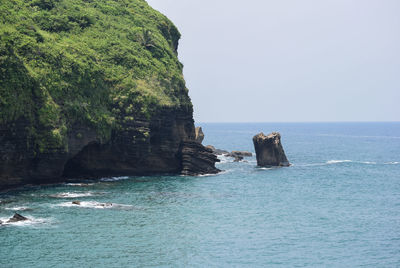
[326,160,377,165]
[100,176,130,182]
[326,160,352,164]
[0,216,53,227]
[385,161,399,165]
[66,183,94,186]
[359,161,377,165]
[5,206,31,211]
[217,155,230,164]
[50,192,95,198]
[196,170,230,177]
[258,167,274,170]
[56,201,134,210]
[296,160,382,167]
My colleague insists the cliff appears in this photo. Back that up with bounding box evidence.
[0,0,219,190]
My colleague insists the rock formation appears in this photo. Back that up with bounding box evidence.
[7,213,28,223]
[225,151,253,162]
[230,151,252,157]
[0,0,220,190]
[253,132,290,167]
[205,145,229,155]
[205,146,253,162]
[180,141,220,176]
[195,127,205,143]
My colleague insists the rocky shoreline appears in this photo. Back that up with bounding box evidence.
[0,108,220,191]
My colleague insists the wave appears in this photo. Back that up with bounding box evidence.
[0,216,53,227]
[217,155,230,164]
[296,160,397,167]
[56,201,134,210]
[257,167,275,170]
[326,160,381,165]
[196,170,230,177]
[65,183,95,187]
[5,206,31,211]
[50,192,97,198]
[326,160,353,164]
[100,176,130,182]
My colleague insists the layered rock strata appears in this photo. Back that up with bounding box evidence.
[0,108,220,190]
[180,141,220,176]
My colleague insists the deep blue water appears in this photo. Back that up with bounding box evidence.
[1,123,399,267]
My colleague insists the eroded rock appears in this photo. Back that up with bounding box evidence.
[253,132,290,167]
[180,141,220,176]
[230,151,252,157]
[226,151,252,162]
[224,151,252,162]
[205,145,229,155]
[7,213,28,223]
[195,127,205,144]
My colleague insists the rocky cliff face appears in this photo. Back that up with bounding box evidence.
[0,106,220,190]
[0,0,219,190]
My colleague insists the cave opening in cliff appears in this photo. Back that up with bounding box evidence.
[62,142,104,179]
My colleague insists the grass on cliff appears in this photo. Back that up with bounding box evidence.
[0,0,192,153]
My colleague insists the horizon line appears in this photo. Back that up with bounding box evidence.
[195,121,400,124]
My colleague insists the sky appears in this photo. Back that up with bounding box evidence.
[146,0,400,122]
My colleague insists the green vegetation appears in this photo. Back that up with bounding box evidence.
[0,0,191,153]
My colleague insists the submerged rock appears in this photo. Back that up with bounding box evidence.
[253,132,290,167]
[180,141,220,176]
[195,127,205,144]
[7,213,28,223]
[72,201,81,205]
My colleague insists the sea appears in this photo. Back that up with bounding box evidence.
[0,122,399,267]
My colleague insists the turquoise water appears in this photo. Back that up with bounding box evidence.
[1,123,399,267]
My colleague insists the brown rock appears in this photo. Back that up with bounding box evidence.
[205,145,229,155]
[225,151,252,162]
[253,132,290,167]
[72,201,81,205]
[231,151,252,157]
[180,141,220,176]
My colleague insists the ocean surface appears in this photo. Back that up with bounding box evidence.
[1,123,399,267]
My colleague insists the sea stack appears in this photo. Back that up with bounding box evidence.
[195,127,205,143]
[253,132,290,167]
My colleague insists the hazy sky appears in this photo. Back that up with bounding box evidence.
[146,0,400,122]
